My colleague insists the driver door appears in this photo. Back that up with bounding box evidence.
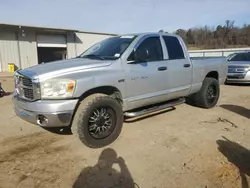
[123,36,168,110]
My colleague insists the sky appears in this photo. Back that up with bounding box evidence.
[0,0,250,34]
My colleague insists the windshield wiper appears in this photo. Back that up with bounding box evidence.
[80,54,105,60]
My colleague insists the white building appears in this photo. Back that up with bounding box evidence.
[0,23,117,72]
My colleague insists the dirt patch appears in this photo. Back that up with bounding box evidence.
[0,132,82,188]
[206,161,250,188]
[205,136,250,188]
[207,162,241,188]
[0,132,64,163]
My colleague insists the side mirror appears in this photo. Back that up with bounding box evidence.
[134,48,149,62]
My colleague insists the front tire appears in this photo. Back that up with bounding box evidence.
[189,77,220,109]
[71,94,124,148]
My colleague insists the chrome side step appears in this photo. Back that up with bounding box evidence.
[124,98,185,118]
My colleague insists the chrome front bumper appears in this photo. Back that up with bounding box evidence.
[226,71,250,83]
[13,95,79,127]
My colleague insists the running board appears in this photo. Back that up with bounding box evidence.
[124,98,185,118]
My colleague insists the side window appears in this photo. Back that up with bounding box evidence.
[163,36,185,60]
[128,37,163,62]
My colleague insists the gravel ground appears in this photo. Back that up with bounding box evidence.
[0,77,249,188]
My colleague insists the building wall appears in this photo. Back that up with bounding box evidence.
[0,31,20,72]
[0,27,116,72]
[75,32,113,56]
[18,31,38,68]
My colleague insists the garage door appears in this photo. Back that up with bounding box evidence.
[37,34,66,48]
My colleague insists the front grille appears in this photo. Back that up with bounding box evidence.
[23,88,34,99]
[228,65,248,73]
[21,77,32,87]
[14,73,38,101]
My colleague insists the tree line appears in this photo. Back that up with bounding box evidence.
[171,20,250,49]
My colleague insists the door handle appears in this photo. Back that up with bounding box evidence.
[183,64,191,68]
[158,66,167,71]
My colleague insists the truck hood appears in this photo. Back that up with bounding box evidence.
[18,58,113,80]
[228,61,250,66]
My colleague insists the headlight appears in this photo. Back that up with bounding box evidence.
[40,79,76,99]
[245,67,250,71]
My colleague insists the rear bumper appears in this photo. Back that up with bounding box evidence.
[226,71,250,84]
[13,95,79,127]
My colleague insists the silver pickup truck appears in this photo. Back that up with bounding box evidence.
[226,52,250,84]
[13,32,228,148]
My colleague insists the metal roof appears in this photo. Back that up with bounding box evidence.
[0,23,117,36]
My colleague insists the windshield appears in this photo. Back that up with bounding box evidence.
[79,35,137,60]
[228,53,250,61]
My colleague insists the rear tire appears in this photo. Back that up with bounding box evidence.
[71,93,124,148]
[189,77,220,109]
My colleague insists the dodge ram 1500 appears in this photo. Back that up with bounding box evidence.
[13,32,228,148]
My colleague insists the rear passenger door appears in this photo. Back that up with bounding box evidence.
[162,35,193,98]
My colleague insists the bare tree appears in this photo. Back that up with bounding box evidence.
[174,20,250,49]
